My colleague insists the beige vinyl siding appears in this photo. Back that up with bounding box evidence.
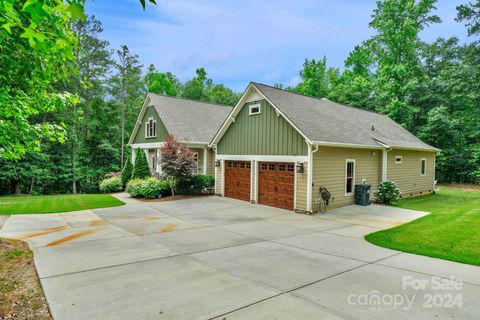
[311,147,382,210]
[215,161,223,195]
[387,149,435,197]
[132,106,168,144]
[217,100,308,156]
[206,148,215,176]
[295,162,308,211]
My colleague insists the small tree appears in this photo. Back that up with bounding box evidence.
[121,153,133,188]
[131,148,151,179]
[375,181,401,205]
[160,134,196,196]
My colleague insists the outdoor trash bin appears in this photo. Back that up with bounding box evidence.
[355,184,371,206]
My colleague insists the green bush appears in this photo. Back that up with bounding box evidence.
[99,177,123,193]
[131,148,151,179]
[121,156,133,187]
[192,174,215,192]
[375,180,401,204]
[126,178,171,198]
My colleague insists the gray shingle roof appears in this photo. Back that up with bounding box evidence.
[148,93,232,144]
[253,83,438,151]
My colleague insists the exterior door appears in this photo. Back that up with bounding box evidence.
[224,161,251,202]
[258,162,295,210]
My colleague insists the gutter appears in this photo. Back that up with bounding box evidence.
[306,143,319,213]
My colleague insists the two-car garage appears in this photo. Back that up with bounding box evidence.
[224,160,295,211]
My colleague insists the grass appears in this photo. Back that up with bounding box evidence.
[366,185,480,266]
[0,194,124,215]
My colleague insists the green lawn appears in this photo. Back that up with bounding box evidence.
[0,194,124,215]
[365,186,480,266]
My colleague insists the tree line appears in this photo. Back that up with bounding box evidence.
[0,0,478,195]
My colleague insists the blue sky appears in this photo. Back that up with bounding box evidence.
[86,0,470,92]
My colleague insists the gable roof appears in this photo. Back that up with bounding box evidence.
[130,94,232,145]
[211,82,438,151]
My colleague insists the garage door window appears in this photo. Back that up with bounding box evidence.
[345,159,355,196]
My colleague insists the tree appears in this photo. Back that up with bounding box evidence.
[109,45,144,168]
[205,84,240,106]
[131,149,151,179]
[160,135,196,196]
[121,153,133,187]
[456,0,480,36]
[144,64,177,96]
[295,57,330,98]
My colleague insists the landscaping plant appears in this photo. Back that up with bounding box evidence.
[160,135,197,196]
[192,174,215,193]
[126,178,170,198]
[121,155,133,187]
[131,148,151,179]
[99,177,123,193]
[375,180,401,204]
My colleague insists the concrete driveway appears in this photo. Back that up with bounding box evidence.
[1,194,479,320]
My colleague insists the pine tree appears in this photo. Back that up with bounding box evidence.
[121,153,133,187]
[131,149,151,179]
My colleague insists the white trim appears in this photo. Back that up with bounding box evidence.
[128,96,152,145]
[250,160,254,202]
[306,144,312,212]
[221,159,225,196]
[382,149,388,182]
[420,158,427,176]
[203,148,207,174]
[130,142,165,149]
[311,140,384,150]
[145,117,157,138]
[395,156,403,164]
[254,160,259,203]
[248,103,261,115]
[345,159,356,196]
[294,161,297,210]
[215,154,308,162]
[210,83,312,146]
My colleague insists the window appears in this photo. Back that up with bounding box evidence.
[279,164,286,171]
[345,160,355,195]
[268,163,275,171]
[287,164,294,172]
[421,158,426,176]
[395,156,403,164]
[261,163,267,170]
[192,153,198,174]
[145,117,156,138]
[249,103,261,115]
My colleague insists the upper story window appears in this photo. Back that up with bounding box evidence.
[395,156,403,164]
[345,159,356,195]
[249,103,261,115]
[145,117,156,138]
[421,158,426,176]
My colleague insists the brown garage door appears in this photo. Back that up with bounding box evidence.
[224,161,251,202]
[258,162,294,210]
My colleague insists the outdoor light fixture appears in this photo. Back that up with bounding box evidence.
[296,162,304,173]
[214,160,221,167]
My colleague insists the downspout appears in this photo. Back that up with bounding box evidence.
[382,146,392,182]
[307,143,319,213]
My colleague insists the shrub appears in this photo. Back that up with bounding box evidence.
[375,181,401,205]
[99,177,123,193]
[121,156,133,187]
[126,178,171,198]
[131,148,151,179]
[192,174,215,193]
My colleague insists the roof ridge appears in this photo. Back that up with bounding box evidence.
[251,82,389,118]
[148,93,233,108]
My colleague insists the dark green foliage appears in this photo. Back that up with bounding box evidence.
[121,155,133,187]
[99,177,123,193]
[192,174,215,191]
[126,178,170,198]
[131,149,151,179]
[375,181,401,204]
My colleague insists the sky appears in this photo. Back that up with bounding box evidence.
[86,0,471,92]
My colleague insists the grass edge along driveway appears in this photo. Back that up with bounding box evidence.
[0,194,124,215]
[366,186,480,266]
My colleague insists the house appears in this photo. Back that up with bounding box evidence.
[128,93,232,176]
[210,82,439,213]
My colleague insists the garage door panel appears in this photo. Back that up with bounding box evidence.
[258,162,294,211]
[224,161,251,202]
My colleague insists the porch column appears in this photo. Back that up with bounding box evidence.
[203,147,207,174]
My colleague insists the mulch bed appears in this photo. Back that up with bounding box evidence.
[0,239,51,320]
[138,194,214,202]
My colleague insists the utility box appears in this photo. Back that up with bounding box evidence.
[354,184,371,206]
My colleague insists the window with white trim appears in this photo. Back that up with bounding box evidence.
[145,117,156,138]
[249,103,261,115]
[395,156,403,164]
[420,158,426,176]
[345,159,356,195]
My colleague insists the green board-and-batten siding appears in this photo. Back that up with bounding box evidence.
[217,100,308,156]
[132,106,168,144]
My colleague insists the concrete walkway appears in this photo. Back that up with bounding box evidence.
[1,194,479,319]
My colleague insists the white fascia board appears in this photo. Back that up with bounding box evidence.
[389,146,440,152]
[311,140,384,150]
[215,154,308,163]
[128,95,152,145]
[129,142,165,149]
